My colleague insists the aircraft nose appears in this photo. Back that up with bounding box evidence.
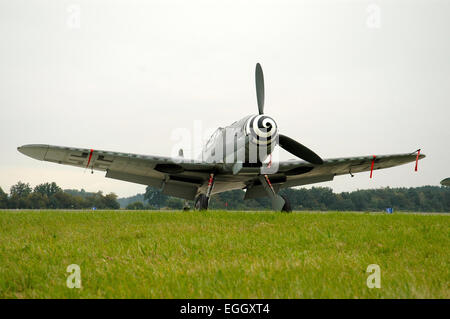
[245,115,278,146]
[255,115,277,135]
[17,144,48,161]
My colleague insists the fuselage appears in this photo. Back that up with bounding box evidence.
[201,114,278,165]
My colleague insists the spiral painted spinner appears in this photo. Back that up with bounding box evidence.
[245,115,278,146]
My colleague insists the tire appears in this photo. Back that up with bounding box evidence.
[194,194,209,211]
[280,194,292,213]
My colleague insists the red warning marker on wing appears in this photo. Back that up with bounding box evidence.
[415,149,421,172]
[370,155,376,179]
[86,149,94,169]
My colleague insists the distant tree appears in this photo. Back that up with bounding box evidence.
[117,193,147,208]
[28,192,49,209]
[103,193,120,209]
[34,182,61,198]
[10,181,32,198]
[52,191,75,209]
[166,197,184,209]
[9,181,32,208]
[0,187,8,208]
[64,188,96,198]
[144,186,168,208]
[126,201,145,210]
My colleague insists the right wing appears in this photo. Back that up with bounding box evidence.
[243,152,425,199]
[278,152,425,188]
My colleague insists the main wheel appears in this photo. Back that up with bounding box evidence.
[194,194,209,211]
[280,194,292,213]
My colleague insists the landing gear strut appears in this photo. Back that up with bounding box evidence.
[280,194,292,213]
[259,174,292,212]
[194,194,209,210]
[194,173,215,211]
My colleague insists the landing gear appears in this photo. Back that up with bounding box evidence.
[194,173,215,211]
[194,194,209,210]
[280,194,292,213]
[258,174,290,212]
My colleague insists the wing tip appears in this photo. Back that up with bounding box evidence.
[17,144,48,161]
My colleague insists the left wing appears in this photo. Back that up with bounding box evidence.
[18,144,219,200]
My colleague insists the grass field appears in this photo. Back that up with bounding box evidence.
[0,210,448,299]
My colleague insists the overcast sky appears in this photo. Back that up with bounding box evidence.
[1,0,449,197]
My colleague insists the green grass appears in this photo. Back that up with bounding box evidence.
[0,210,448,298]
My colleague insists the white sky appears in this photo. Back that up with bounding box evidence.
[1,0,449,197]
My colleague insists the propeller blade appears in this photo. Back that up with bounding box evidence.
[278,134,323,165]
[255,63,265,115]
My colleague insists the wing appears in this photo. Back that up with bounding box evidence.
[18,144,219,200]
[243,152,425,199]
[18,144,425,201]
[279,152,425,186]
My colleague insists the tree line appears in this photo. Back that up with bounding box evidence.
[1,181,448,212]
[128,185,449,212]
[0,181,119,209]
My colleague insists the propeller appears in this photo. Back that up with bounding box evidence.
[255,63,265,115]
[278,134,323,165]
[254,63,323,165]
